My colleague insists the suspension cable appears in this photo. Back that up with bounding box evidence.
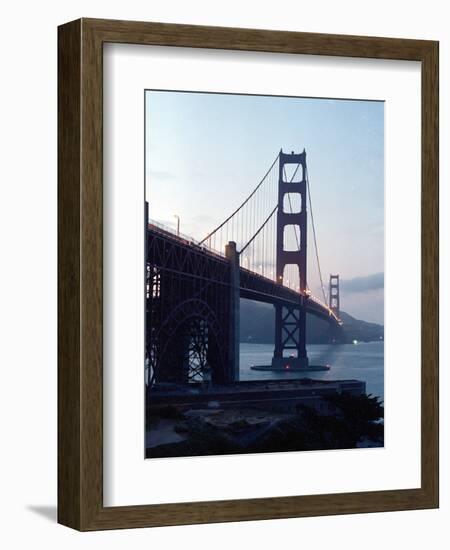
[241,159,300,257]
[199,152,280,245]
[240,205,278,254]
[306,165,327,304]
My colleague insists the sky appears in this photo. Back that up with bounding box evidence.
[145,90,384,324]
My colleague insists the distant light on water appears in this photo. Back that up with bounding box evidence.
[352,339,358,345]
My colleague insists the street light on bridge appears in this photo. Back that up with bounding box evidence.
[174,214,180,237]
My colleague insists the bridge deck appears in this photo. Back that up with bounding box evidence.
[147,223,340,325]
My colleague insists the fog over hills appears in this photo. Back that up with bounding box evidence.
[240,299,384,344]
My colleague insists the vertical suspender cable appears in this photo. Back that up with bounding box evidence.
[306,166,327,304]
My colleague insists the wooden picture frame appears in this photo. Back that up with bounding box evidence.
[58,18,439,530]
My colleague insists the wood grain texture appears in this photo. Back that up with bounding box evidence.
[57,18,439,531]
[57,19,82,530]
[420,40,439,506]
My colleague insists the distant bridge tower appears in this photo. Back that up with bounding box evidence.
[272,149,309,369]
[329,274,340,317]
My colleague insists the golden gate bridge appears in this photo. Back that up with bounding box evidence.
[146,149,343,388]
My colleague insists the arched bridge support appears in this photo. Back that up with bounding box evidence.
[145,223,233,387]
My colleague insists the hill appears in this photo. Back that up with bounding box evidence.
[239,299,383,344]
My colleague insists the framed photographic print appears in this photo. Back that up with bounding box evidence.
[58,18,439,530]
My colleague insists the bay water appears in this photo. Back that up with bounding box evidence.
[239,341,384,401]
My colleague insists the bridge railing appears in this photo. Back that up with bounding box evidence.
[308,293,342,324]
[148,219,226,259]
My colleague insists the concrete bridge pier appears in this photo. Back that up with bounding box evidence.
[225,241,240,382]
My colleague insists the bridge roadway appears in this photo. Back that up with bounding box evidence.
[148,223,340,327]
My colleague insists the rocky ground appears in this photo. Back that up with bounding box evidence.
[146,393,384,458]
